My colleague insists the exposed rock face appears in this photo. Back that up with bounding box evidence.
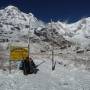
[34,28,71,48]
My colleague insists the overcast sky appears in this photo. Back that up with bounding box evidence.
[0,0,90,22]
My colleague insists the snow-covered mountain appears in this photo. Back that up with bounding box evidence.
[0,6,47,51]
[0,5,90,50]
[0,5,45,42]
[0,5,70,52]
[46,18,90,49]
[0,5,45,29]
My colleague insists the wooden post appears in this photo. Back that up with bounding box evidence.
[9,59,11,73]
[51,19,55,70]
[9,43,11,73]
[28,18,31,58]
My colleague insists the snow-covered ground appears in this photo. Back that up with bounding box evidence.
[0,58,90,90]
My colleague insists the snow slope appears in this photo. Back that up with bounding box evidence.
[0,59,90,90]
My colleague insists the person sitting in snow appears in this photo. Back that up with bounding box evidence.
[19,57,38,75]
[29,58,37,68]
[28,57,39,74]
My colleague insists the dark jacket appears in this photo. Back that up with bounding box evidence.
[19,58,37,75]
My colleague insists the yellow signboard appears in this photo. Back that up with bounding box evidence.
[10,46,29,61]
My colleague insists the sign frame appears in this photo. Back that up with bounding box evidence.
[10,46,29,61]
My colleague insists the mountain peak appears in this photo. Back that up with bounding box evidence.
[4,5,20,14]
[5,5,18,10]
